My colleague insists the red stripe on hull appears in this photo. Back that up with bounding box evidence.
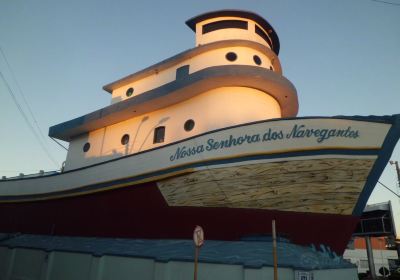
[0,182,358,254]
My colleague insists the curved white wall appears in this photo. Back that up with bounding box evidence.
[111,46,278,104]
[65,87,281,170]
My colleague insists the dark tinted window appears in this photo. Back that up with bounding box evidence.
[255,25,272,48]
[202,20,248,34]
[121,134,130,145]
[184,119,195,131]
[176,65,190,80]
[225,52,237,62]
[83,142,90,152]
[153,126,165,143]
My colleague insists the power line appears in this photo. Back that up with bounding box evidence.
[370,0,400,6]
[0,69,60,168]
[50,137,68,151]
[0,46,51,145]
[377,181,400,198]
[0,46,65,168]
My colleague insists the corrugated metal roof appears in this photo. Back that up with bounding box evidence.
[0,234,353,270]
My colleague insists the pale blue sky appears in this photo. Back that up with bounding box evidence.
[1,0,400,223]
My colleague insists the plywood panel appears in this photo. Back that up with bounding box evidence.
[157,158,374,215]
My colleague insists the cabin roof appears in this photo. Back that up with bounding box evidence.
[186,10,280,55]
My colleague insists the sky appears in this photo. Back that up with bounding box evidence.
[1,0,400,228]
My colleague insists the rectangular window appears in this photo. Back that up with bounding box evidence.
[176,65,190,80]
[255,25,272,48]
[202,20,248,34]
[153,126,165,144]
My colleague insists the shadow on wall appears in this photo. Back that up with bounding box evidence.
[73,115,171,169]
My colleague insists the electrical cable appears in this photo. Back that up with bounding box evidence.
[50,137,68,151]
[370,0,400,6]
[377,181,400,198]
[0,46,51,146]
[0,69,60,168]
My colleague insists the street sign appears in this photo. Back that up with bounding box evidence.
[193,225,204,280]
[193,225,204,247]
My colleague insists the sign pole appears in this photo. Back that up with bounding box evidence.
[272,219,278,280]
[194,246,199,280]
[193,225,204,280]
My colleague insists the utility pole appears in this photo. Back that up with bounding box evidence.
[390,161,400,188]
[365,236,377,279]
[389,161,400,260]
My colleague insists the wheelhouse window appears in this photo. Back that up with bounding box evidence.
[255,25,273,49]
[202,20,248,34]
[153,126,165,144]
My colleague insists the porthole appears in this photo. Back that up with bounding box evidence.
[126,87,134,97]
[83,142,90,152]
[184,119,195,132]
[225,52,237,62]
[253,55,262,65]
[121,134,130,145]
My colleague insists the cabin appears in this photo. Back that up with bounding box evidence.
[49,10,298,171]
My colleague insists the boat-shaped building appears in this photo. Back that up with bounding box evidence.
[1,10,399,255]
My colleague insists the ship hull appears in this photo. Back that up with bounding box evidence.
[0,181,359,254]
[1,116,399,254]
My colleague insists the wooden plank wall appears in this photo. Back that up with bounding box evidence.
[157,159,375,215]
